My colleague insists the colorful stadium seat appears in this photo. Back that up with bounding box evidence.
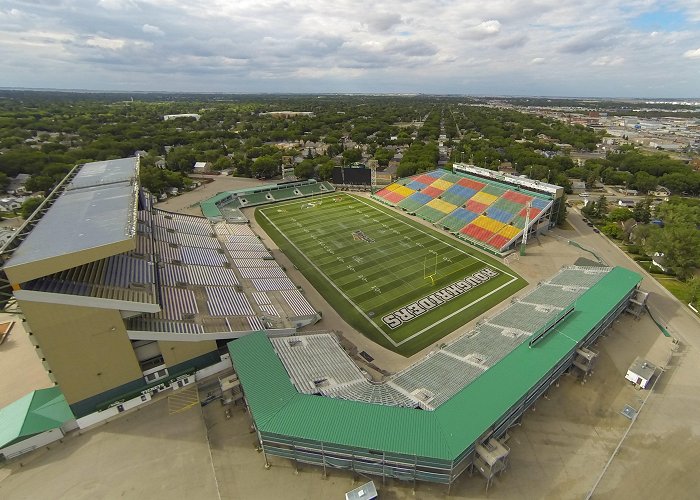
[371,169,555,253]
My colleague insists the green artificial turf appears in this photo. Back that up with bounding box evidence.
[256,193,526,356]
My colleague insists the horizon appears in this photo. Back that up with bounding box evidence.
[2,87,700,103]
[1,1,699,99]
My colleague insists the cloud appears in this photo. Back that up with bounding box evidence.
[463,20,501,39]
[98,0,138,10]
[496,34,529,49]
[364,13,403,33]
[592,55,624,66]
[85,36,125,50]
[142,24,164,36]
[560,29,618,53]
[0,0,698,96]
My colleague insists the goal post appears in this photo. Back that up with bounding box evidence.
[423,250,438,286]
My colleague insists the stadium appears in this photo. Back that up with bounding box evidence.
[0,157,324,417]
[0,157,646,493]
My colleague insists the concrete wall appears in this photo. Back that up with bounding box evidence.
[159,339,217,368]
[19,300,142,405]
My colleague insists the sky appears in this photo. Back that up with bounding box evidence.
[1,0,699,98]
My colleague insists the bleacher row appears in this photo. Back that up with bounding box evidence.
[373,169,553,252]
[273,267,610,410]
[200,180,335,221]
[132,204,319,333]
[15,190,314,336]
[271,335,418,407]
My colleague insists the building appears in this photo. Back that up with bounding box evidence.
[163,114,201,121]
[650,186,671,198]
[193,161,209,173]
[625,357,657,389]
[230,266,643,490]
[0,158,320,417]
[0,387,74,460]
[6,174,31,195]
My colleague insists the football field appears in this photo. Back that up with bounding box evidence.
[256,193,526,355]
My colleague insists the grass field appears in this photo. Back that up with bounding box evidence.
[256,193,526,356]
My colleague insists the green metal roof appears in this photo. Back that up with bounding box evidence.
[0,387,74,449]
[229,266,641,461]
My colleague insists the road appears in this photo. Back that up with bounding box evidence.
[564,208,699,348]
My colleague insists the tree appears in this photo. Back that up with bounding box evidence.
[632,199,652,224]
[643,225,700,280]
[342,148,362,164]
[252,156,279,179]
[373,147,393,167]
[632,223,659,247]
[688,276,700,305]
[595,195,609,218]
[294,160,315,180]
[581,200,596,218]
[211,157,232,171]
[556,195,568,226]
[20,197,43,219]
[317,161,334,181]
[601,222,623,239]
[633,171,657,194]
[656,201,700,228]
[608,207,633,222]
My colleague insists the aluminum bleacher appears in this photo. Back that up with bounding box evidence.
[391,351,486,408]
[205,286,255,316]
[268,266,610,411]
[125,197,319,336]
[201,180,335,220]
[271,334,365,394]
[279,289,317,317]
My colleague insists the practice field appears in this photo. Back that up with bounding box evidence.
[256,194,526,355]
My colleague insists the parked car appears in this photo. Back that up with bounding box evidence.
[579,192,590,197]
[593,228,600,233]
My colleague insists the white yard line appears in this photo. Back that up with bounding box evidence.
[259,193,521,347]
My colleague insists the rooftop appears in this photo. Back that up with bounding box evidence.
[0,387,74,450]
[4,158,139,284]
[229,266,641,461]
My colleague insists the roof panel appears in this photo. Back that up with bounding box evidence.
[435,266,642,457]
[0,387,74,449]
[229,267,642,462]
[67,157,139,190]
[4,158,139,283]
[229,332,297,426]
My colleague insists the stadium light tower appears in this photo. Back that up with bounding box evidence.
[520,201,533,256]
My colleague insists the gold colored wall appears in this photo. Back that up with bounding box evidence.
[19,300,142,404]
[159,339,217,368]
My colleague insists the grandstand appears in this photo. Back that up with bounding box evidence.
[0,157,320,417]
[372,164,564,254]
[199,179,334,222]
[230,265,642,489]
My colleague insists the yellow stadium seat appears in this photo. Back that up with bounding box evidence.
[499,226,521,239]
[431,179,453,191]
[427,199,458,214]
[394,186,415,197]
[471,191,498,206]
